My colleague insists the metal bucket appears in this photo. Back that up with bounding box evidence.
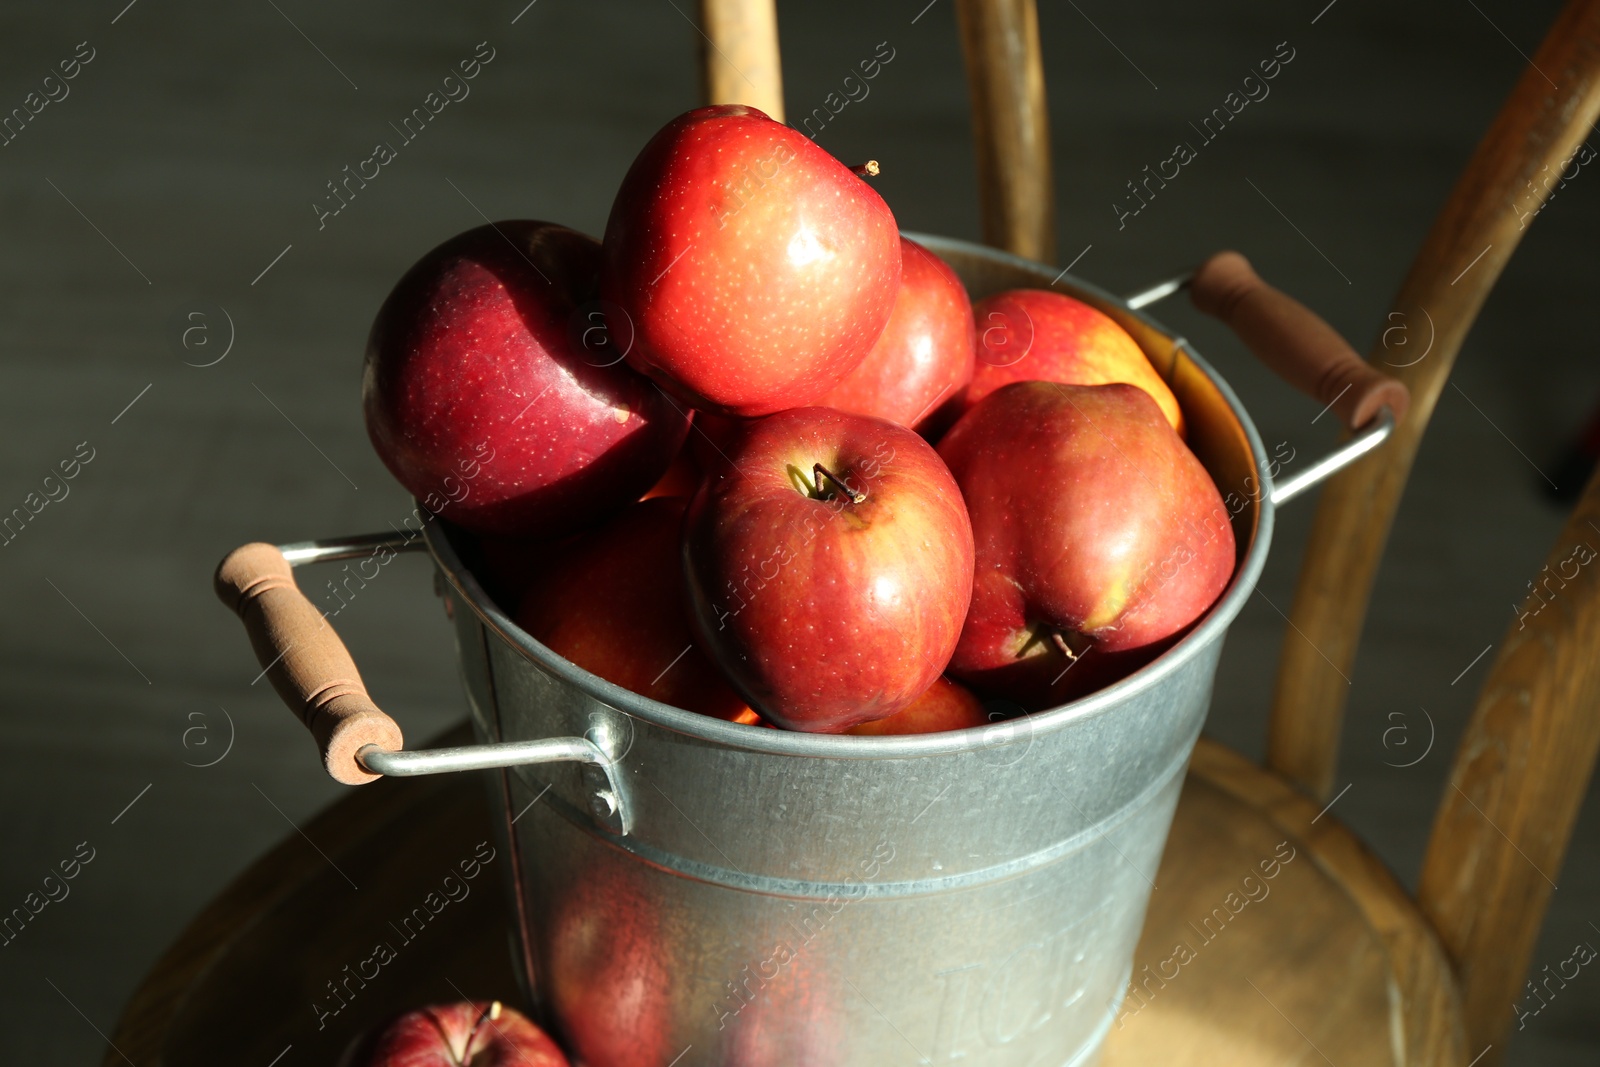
[262,234,1395,1067]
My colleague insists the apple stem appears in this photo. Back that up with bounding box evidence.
[1050,630,1080,662]
[849,160,881,179]
[461,1001,503,1064]
[813,463,865,504]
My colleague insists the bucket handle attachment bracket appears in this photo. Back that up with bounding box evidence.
[357,727,632,837]
[213,535,632,836]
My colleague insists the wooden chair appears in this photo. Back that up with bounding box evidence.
[710,0,1600,1062]
[107,3,1600,1065]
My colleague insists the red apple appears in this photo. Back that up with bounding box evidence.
[814,238,975,436]
[640,439,703,500]
[684,407,974,731]
[728,677,987,734]
[364,221,691,537]
[342,1001,567,1066]
[601,106,902,416]
[516,496,747,720]
[845,675,990,735]
[938,382,1233,708]
[960,289,1185,435]
[730,706,772,727]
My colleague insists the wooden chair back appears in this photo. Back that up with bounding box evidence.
[697,1,1600,1059]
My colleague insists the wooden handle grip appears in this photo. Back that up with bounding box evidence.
[214,542,403,785]
[1190,250,1410,430]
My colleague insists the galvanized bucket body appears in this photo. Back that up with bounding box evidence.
[424,235,1276,1067]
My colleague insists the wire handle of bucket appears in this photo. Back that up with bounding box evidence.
[1124,250,1407,506]
[212,536,632,835]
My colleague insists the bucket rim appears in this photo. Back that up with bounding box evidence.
[424,232,1277,760]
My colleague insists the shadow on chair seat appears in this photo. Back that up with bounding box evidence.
[1103,738,1466,1066]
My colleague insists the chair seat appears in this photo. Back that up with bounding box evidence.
[106,730,1467,1066]
[1103,737,1466,1066]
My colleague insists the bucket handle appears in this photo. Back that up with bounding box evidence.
[1125,250,1410,506]
[213,538,632,833]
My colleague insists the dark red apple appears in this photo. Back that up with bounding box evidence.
[718,951,842,1065]
[468,530,552,612]
[516,496,747,720]
[684,407,974,731]
[601,106,902,416]
[938,382,1233,708]
[814,237,975,436]
[685,409,747,475]
[364,221,690,537]
[960,288,1185,435]
[845,675,989,735]
[545,867,674,1067]
[343,1001,567,1066]
[640,438,703,500]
